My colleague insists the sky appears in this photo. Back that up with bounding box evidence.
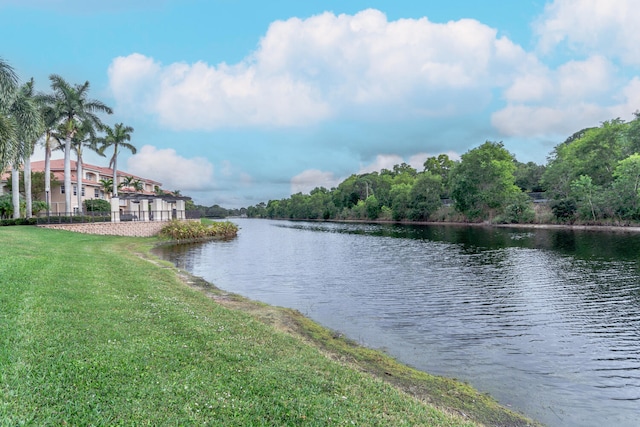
[2,0,640,208]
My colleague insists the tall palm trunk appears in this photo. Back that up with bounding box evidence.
[76,155,83,215]
[112,146,119,198]
[11,162,20,219]
[64,138,71,214]
[44,136,51,212]
[24,154,32,218]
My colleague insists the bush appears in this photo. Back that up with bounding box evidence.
[499,193,536,224]
[0,218,37,226]
[551,199,577,222]
[159,220,238,241]
[84,199,111,212]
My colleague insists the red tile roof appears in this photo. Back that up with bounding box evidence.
[3,160,162,188]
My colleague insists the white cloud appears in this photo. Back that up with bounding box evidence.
[491,104,606,138]
[358,154,404,174]
[555,55,613,102]
[290,169,341,194]
[108,53,161,112]
[126,145,214,191]
[535,0,640,65]
[108,9,532,130]
[492,0,640,139]
[503,55,614,105]
[494,55,630,137]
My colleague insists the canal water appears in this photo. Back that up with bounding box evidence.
[154,219,640,426]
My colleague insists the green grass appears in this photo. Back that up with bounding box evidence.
[0,226,536,426]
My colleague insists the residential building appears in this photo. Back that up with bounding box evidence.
[1,160,189,220]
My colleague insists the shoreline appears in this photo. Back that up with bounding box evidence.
[276,216,640,233]
[148,245,541,427]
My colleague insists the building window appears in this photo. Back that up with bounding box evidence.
[73,186,85,196]
[94,189,99,198]
[61,185,65,194]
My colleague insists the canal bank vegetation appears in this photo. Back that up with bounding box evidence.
[0,226,538,426]
[247,114,640,227]
[158,218,239,241]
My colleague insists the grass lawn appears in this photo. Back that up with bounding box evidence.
[0,226,535,426]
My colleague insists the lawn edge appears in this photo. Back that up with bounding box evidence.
[132,238,541,427]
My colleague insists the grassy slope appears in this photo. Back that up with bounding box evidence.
[0,226,536,426]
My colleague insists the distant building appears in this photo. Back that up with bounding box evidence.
[1,160,190,220]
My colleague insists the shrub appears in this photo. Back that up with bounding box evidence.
[0,218,37,226]
[84,199,111,212]
[159,220,238,241]
[551,199,577,222]
[500,193,536,224]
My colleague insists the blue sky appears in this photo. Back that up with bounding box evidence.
[2,0,640,208]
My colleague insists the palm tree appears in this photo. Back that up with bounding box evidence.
[7,79,43,218]
[0,58,19,172]
[99,177,114,195]
[121,175,136,190]
[19,79,44,218]
[132,179,144,193]
[67,120,105,214]
[35,95,63,212]
[98,123,135,198]
[44,75,112,214]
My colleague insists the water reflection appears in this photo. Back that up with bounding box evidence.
[154,219,640,427]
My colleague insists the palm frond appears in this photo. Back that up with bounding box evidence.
[0,58,18,106]
[0,114,18,171]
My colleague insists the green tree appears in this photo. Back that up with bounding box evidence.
[100,178,114,195]
[132,179,144,192]
[7,79,43,218]
[514,161,546,192]
[97,123,135,198]
[612,154,640,220]
[423,154,455,197]
[543,120,627,201]
[35,88,63,211]
[44,75,112,213]
[365,195,380,220]
[309,187,335,219]
[247,202,267,218]
[6,171,58,201]
[623,111,640,157]
[333,175,361,210]
[62,119,105,214]
[391,163,417,186]
[0,58,19,171]
[541,143,576,200]
[408,172,442,220]
[570,175,600,221]
[450,141,520,221]
[389,183,412,221]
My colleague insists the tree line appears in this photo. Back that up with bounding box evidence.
[247,114,640,225]
[0,57,138,219]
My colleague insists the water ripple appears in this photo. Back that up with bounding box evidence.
[155,219,640,427]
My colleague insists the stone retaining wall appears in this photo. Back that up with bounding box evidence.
[38,221,169,237]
